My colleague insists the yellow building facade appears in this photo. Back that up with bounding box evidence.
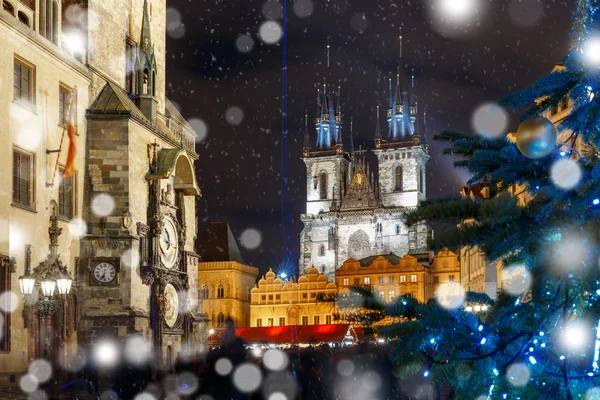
[198,261,258,329]
[250,267,337,327]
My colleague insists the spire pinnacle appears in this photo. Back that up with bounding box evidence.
[303,111,310,149]
[375,105,382,140]
[411,68,415,89]
[140,0,153,54]
[350,116,355,154]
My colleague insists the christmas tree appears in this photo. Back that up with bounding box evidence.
[378,1,600,399]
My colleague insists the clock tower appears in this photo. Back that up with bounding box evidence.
[77,0,205,367]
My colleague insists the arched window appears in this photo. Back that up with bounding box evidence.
[202,285,209,299]
[321,265,325,273]
[396,225,400,235]
[217,313,225,327]
[217,284,224,299]
[420,168,425,193]
[394,166,403,191]
[319,245,325,257]
[18,11,29,26]
[2,1,14,15]
[319,172,327,199]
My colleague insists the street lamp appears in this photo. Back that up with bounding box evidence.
[19,207,73,362]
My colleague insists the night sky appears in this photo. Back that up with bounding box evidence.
[165,0,574,273]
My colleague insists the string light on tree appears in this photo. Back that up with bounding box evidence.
[584,37,600,66]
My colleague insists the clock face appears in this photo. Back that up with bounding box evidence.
[92,262,117,284]
[163,284,179,328]
[159,216,178,269]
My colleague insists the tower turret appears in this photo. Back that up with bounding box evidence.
[135,0,157,124]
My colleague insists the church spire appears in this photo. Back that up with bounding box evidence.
[374,105,382,149]
[303,111,310,157]
[140,0,153,54]
[350,116,355,155]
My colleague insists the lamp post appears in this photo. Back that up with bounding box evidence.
[19,207,73,362]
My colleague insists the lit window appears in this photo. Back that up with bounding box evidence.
[279,317,285,326]
[342,278,349,286]
[13,149,34,209]
[378,277,384,284]
[364,277,371,285]
[268,318,274,327]
[217,284,224,298]
[411,275,417,283]
[14,58,34,106]
[217,313,224,327]
[58,169,74,219]
[201,285,209,299]
[449,275,455,282]
[400,275,406,283]
[314,315,320,325]
[389,276,394,284]
[388,291,395,301]
[256,318,262,327]
[378,291,384,299]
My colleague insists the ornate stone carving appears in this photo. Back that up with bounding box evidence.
[152,212,164,236]
[137,222,150,237]
[0,254,16,274]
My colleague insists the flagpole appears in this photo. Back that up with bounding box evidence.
[49,90,75,187]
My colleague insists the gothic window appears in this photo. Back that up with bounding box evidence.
[348,229,370,260]
[18,11,30,26]
[217,284,224,299]
[319,245,325,257]
[396,225,400,235]
[202,285,209,299]
[39,0,59,44]
[217,313,225,327]
[143,68,149,94]
[126,41,135,96]
[420,168,425,193]
[321,265,325,273]
[394,166,403,192]
[319,172,327,199]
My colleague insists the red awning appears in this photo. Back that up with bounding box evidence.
[233,324,358,344]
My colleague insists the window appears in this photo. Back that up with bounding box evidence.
[389,276,395,284]
[18,11,29,26]
[14,58,33,105]
[217,284,224,298]
[319,245,325,256]
[396,225,400,235]
[394,166,403,191]
[319,172,327,199]
[276,294,281,301]
[314,315,320,325]
[311,293,316,299]
[325,315,332,324]
[268,318,274,327]
[433,276,439,283]
[420,168,425,193]
[261,295,266,301]
[302,293,307,299]
[269,295,273,301]
[354,278,359,285]
[13,149,34,208]
[378,277,384,284]
[59,86,74,127]
[343,278,349,286]
[388,291,395,301]
[126,41,136,95]
[302,316,308,325]
[0,255,11,351]
[378,291,384,299]
[3,1,14,15]
[411,274,417,283]
[256,318,262,327]
[217,313,224,327]
[58,170,74,219]
[364,277,371,285]
[279,317,285,326]
[449,275,455,282]
[39,0,59,44]
[400,275,406,283]
[201,285,209,299]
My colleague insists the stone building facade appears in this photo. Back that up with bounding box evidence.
[300,43,430,279]
[0,0,204,381]
[0,0,91,383]
[250,267,338,328]
[198,261,259,329]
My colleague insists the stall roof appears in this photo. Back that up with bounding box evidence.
[235,324,361,344]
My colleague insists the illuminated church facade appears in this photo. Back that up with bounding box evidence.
[299,38,431,279]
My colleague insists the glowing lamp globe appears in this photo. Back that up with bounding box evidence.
[19,273,35,295]
[40,274,56,297]
[584,37,600,66]
[56,270,72,295]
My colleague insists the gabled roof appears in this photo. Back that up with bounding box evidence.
[87,81,151,124]
[198,222,245,263]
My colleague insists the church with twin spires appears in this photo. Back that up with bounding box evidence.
[299,37,431,279]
